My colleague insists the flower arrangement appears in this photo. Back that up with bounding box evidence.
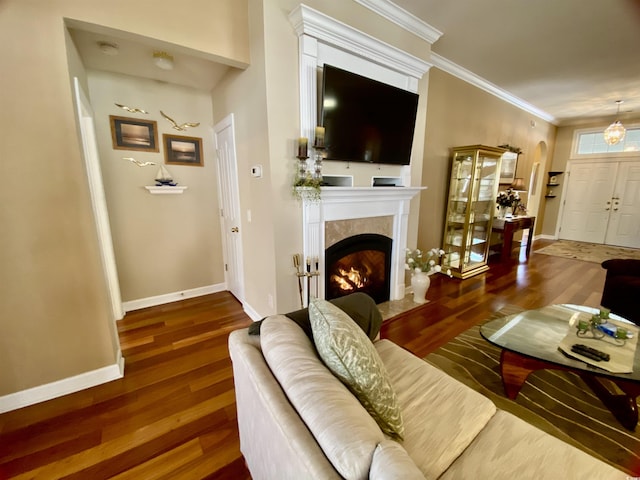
[405,248,452,276]
[496,188,520,208]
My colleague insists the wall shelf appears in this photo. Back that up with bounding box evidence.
[145,186,188,194]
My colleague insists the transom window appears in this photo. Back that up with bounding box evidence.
[574,125,640,156]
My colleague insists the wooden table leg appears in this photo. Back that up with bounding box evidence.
[499,349,547,399]
[500,348,640,431]
[579,374,640,431]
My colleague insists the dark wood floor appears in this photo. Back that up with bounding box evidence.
[0,241,609,479]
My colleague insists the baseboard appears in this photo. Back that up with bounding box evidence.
[536,234,558,241]
[122,283,227,312]
[242,302,263,322]
[0,349,125,414]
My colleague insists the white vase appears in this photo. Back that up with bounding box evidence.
[411,271,431,304]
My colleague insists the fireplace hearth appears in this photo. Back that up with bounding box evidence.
[325,233,392,304]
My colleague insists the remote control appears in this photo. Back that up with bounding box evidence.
[571,344,610,362]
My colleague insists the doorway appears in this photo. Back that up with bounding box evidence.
[559,160,640,248]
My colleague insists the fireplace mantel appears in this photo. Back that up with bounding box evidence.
[302,186,425,305]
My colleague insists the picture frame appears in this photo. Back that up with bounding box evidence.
[499,151,518,184]
[163,134,204,167]
[109,115,159,152]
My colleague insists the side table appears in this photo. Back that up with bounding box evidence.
[491,216,535,263]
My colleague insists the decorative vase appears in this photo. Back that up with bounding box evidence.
[411,271,431,304]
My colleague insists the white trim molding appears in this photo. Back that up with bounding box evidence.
[122,283,227,312]
[0,351,124,414]
[353,0,443,44]
[431,53,556,124]
[289,4,432,80]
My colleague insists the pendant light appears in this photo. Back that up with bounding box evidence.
[603,100,626,146]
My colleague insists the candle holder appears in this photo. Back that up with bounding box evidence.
[313,145,325,181]
[296,154,309,182]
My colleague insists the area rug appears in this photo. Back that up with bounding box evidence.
[424,306,640,475]
[535,239,640,264]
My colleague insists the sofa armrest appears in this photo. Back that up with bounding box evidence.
[601,259,640,278]
[228,329,341,480]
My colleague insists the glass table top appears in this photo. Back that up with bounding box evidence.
[480,304,640,382]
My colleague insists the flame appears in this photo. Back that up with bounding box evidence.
[332,266,367,292]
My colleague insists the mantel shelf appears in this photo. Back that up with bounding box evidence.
[145,186,188,195]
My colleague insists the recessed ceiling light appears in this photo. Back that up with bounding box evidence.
[97,41,119,56]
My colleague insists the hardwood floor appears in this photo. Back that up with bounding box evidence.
[0,241,608,479]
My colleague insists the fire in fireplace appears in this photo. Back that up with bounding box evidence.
[325,233,392,304]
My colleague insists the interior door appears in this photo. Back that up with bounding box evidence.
[604,161,640,248]
[214,114,245,302]
[560,162,618,243]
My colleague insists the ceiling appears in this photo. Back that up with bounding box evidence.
[70,1,640,126]
[394,0,640,125]
[68,28,231,92]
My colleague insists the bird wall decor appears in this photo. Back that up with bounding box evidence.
[160,110,200,131]
[123,157,156,167]
[115,103,148,114]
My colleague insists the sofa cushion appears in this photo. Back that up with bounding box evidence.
[261,315,384,480]
[369,440,426,480]
[374,339,497,479]
[309,298,404,440]
[439,410,626,479]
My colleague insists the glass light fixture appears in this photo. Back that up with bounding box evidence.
[603,100,626,145]
[153,51,174,70]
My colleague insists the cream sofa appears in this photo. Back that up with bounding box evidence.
[228,295,625,479]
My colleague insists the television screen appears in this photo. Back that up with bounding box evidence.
[320,64,419,166]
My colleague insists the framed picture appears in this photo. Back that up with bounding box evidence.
[163,134,204,166]
[499,151,518,184]
[109,115,159,152]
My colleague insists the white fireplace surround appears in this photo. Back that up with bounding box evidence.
[302,187,424,304]
[291,4,432,304]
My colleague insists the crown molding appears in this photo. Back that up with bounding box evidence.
[352,0,443,44]
[431,53,557,124]
[289,4,431,79]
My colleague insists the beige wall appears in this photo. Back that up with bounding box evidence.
[0,0,248,397]
[88,71,224,301]
[418,69,558,249]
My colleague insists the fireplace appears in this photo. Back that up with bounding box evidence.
[325,234,392,304]
[300,186,424,306]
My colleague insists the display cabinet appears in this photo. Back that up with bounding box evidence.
[441,145,506,279]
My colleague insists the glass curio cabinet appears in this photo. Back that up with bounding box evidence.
[441,145,506,279]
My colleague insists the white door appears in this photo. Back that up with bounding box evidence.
[214,114,245,302]
[605,161,640,248]
[560,162,618,243]
[73,78,124,321]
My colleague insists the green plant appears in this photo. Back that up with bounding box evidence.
[405,248,452,276]
[293,175,322,202]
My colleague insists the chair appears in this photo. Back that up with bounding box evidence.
[600,259,640,325]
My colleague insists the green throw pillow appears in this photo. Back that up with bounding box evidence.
[309,297,404,440]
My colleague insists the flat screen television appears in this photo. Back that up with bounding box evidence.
[320,64,419,166]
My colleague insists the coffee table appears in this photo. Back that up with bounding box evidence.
[480,304,640,430]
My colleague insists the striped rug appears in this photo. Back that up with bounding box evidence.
[424,306,640,476]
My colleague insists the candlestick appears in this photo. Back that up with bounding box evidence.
[298,137,308,158]
[314,126,325,148]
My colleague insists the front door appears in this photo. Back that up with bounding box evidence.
[605,161,640,248]
[560,162,618,243]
